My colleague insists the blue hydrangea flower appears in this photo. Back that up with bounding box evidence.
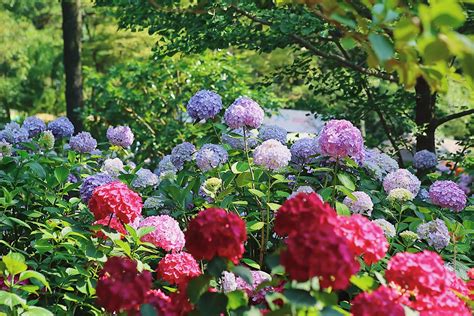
[187,90,223,121]
[195,144,228,171]
[47,117,74,138]
[132,168,159,189]
[0,122,29,144]
[79,173,114,203]
[413,150,437,170]
[222,128,258,150]
[154,155,177,175]
[67,174,78,183]
[170,142,196,169]
[363,148,399,181]
[69,132,97,153]
[417,219,450,251]
[106,126,134,147]
[258,125,287,144]
[22,116,46,137]
[290,137,319,165]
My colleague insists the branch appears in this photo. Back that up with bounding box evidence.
[231,5,397,83]
[434,109,474,127]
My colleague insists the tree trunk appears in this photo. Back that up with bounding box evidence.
[414,77,436,152]
[61,0,83,131]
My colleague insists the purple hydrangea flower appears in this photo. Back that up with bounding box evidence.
[132,168,159,189]
[458,174,472,195]
[417,219,450,251]
[154,155,177,175]
[383,169,421,196]
[106,126,134,148]
[67,174,78,183]
[195,144,228,171]
[429,180,467,212]
[258,125,287,144]
[318,119,364,161]
[186,90,223,121]
[170,142,196,169]
[0,122,29,144]
[253,139,291,170]
[417,188,430,202]
[47,117,74,138]
[69,132,97,153]
[222,128,258,150]
[224,97,264,129]
[290,137,319,165]
[363,148,399,181]
[22,116,46,137]
[79,173,114,203]
[343,191,374,216]
[413,150,437,170]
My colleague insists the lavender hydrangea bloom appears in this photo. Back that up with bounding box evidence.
[417,188,430,202]
[0,141,12,158]
[132,168,159,189]
[154,155,177,175]
[186,90,223,121]
[363,148,399,181]
[290,137,319,165]
[101,158,125,177]
[429,180,467,212]
[222,128,258,150]
[458,174,472,195]
[417,219,450,251]
[170,142,196,169]
[106,126,134,148]
[258,125,287,144]
[413,150,437,170]
[220,271,237,293]
[0,122,29,144]
[67,174,78,183]
[318,119,364,161]
[288,186,323,201]
[196,144,228,171]
[372,219,396,238]
[69,132,97,153]
[383,169,421,196]
[224,97,264,129]
[343,191,374,216]
[47,117,74,138]
[253,139,291,170]
[22,116,46,137]
[79,173,114,203]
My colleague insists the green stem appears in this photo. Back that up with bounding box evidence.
[243,127,256,189]
[330,160,339,207]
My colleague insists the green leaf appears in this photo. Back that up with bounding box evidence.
[267,203,281,211]
[335,201,350,216]
[231,162,249,174]
[226,290,248,310]
[350,275,376,291]
[330,13,356,28]
[241,258,260,270]
[0,290,25,308]
[197,292,228,316]
[187,275,212,304]
[368,33,394,62]
[54,166,69,184]
[207,257,228,278]
[248,189,265,198]
[22,306,54,316]
[2,252,27,276]
[19,271,50,290]
[248,221,264,232]
[140,304,157,316]
[337,173,355,191]
[232,266,253,286]
[26,162,46,178]
[284,289,316,307]
[137,226,155,238]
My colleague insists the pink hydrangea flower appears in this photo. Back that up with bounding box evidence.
[383,169,421,196]
[139,215,185,252]
[342,191,373,216]
[318,119,364,161]
[157,252,201,287]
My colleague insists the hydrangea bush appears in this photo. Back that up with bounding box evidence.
[0,91,472,315]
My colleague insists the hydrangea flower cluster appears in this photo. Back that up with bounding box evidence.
[88,181,142,224]
[417,219,450,251]
[342,191,373,216]
[0,122,29,144]
[372,219,396,238]
[258,125,287,144]
[38,131,55,151]
[101,158,125,177]
[458,174,472,195]
[170,142,196,169]
[96,256,151,314]
[429,180,467,212]
[290,138,319,165]
[235,270,273,304]
[363,148,399,181]
[253,139,291,170]
[413,149,437,170]
[399,230,419,244]
[106,126,134,148]
[185,208,247,263]
[79,173,114,203]
[143,196,165,210]
[47,117,74,138]
[224,97,264,129]
[288,186,318,200]
[157,252,201,287]
[132,168,159,189]
[69,132,97,153]
[138,215,185,252]
[195,144,228,171]
[351,286,405,316]
[318,119,364,161]
[186,90,222,121]
[22,116,46,137]
[222,128,258,150]
[0,141,12,158]
[383,169,421,196]
[387,188,414,203]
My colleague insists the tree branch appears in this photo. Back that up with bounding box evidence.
[434,109,474,127]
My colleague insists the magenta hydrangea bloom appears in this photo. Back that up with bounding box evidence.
[186,90,222,121]
[224,97,264,129]
[253,139,291,170]
[343,191,374,216]
[429,180,467,212]
[138,215,185,252]
[383,169,421,196]
[318,119,364,161]
[106,126,134,148]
